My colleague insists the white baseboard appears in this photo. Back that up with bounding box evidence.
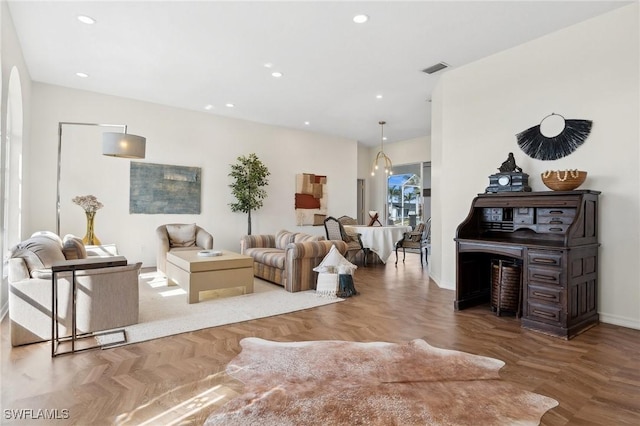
[599,313,640,330]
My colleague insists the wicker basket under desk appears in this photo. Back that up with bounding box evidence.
[491,259,522,317]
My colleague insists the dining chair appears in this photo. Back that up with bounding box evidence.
[337,215,358,226]
[323,216,368,267]
[395,218,431,267]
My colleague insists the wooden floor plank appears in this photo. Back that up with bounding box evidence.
[1,253,639,425]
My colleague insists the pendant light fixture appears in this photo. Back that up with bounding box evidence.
[371,121,393,176]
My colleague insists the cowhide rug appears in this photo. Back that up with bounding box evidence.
[205,338,558,425]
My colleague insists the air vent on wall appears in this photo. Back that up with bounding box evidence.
[422,62,449,74]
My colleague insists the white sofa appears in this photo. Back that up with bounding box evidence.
[8,232,141,347]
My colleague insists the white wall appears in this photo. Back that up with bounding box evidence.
[28,83,358,267]
[431,4,639,329]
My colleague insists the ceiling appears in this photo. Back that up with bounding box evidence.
[7,1,631,146]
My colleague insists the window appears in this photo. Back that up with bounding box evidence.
[387,163,422,227]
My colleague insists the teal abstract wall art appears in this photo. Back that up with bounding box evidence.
[130,162,201,214]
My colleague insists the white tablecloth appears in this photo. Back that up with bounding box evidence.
[344,225,411,264]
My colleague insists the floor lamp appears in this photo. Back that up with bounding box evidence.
[56,122,146,235]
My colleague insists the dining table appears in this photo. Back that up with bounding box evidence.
[343,225,412,264]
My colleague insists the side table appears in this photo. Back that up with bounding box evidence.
[51,256,128,357]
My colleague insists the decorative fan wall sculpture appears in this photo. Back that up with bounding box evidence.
[516,113,592,160]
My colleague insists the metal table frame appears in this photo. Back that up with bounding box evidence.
[51,256,128,357]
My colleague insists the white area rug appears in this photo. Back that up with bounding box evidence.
[98,271,343,347]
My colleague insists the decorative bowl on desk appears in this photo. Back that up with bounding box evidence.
[541,170,587,191]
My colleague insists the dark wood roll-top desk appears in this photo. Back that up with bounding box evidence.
[455,190,600,339]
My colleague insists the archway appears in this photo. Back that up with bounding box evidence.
[2,66,24,313]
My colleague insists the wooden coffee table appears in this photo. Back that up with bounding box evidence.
[165,250,254,304]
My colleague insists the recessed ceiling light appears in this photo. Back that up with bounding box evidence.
[383,137,387,141]
[77,15,96,25]
[353,14,369,24]
[75,72,89,78]
[376,94,383,99]
[271,72,283,78]
[264,63,273,68]
[225,103,235,108]
[304,121,310,126]
[204,104,213,110]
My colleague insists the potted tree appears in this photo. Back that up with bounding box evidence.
[229,153,270,235]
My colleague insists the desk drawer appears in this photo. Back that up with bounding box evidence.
[537,216,574,225]
[527,301,563,325]
[537,208,576,218]
[528,284,563,305]
[528,266,563,286]
[537,224,570,234]
[528,250,563,268]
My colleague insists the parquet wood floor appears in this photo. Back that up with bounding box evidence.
[2,254,639,425]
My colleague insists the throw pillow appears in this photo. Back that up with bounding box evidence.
[9,236,66,277]
[166,223,197,247]
[30,230,63,246]
[62,234,87,260]
[313,244,357,275]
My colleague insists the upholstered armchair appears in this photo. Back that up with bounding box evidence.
[395,218,431,267]
[8,232,141,347]
[156,223,213,273]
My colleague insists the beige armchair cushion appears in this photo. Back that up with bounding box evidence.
[166,223,197,247]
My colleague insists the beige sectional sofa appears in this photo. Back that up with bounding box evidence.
[240,230,348,292]
[8,232,141,346]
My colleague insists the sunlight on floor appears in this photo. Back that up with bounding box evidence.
[114,373,242,426]
[147,280,169,288]
[140,271,163,280]
[137,386,225,426]
[159,288,188,297]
